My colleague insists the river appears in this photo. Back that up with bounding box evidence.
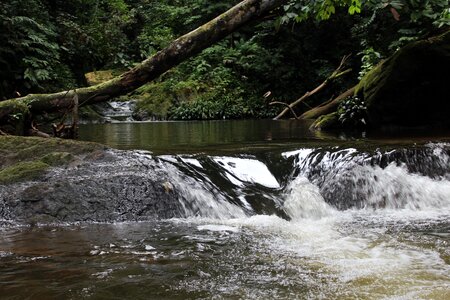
[0,120,449,299]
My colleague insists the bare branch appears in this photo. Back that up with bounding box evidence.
[273,54,352,120]
[269,101,299,119]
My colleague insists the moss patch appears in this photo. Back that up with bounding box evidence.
[0,136,107,183]
[0,136,104,159]
[85,69,125,86]
[132,82,176,120]
[310,112,339,130]
[0,99,29,114]
[0,161,49,184]
[41,152,75,166]
[354,59,388,98]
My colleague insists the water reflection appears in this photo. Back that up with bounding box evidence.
[79,119,450,154]
[79,120,318,153]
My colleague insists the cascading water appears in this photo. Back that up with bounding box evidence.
[282,176,333,220]
[82,100,136,123]
[0,140,449,299]
[174,143,450,299]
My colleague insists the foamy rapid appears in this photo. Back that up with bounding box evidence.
[175,145,449,299]
[282,176,334,220]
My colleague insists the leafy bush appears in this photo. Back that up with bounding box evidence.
[337,96,368,127]
[0,0,60,97]
[358,46,382,79]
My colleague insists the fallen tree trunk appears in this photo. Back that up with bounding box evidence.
[299,86,355,120]
[0,0,287,126]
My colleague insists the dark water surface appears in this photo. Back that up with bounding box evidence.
[79,119,319,153]
[78,119,450,153]
[1,120,449,299]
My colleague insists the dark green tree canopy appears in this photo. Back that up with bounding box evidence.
[0,0,448,121]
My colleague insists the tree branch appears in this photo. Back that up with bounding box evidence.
[299,85,356,120]
[269,101,299,119]
[273,54,351,120]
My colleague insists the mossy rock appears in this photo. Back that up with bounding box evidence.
[0,137,107,184]
[0,136,104,165]
[0,160,49,184]
[132,82,177,120]
[310,112,339,130]
[41,152,74,166]
[356,30,450,127]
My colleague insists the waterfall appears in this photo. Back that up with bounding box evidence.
[1,143,449,224]
[284,143,450,211]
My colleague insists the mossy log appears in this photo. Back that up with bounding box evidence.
[0,0,287,127]
[299,86,355,120]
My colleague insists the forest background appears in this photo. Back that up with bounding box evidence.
[1,0,448,121]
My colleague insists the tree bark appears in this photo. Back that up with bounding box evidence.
[0,0,287,124]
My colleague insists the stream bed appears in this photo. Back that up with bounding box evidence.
[0,120,449,299]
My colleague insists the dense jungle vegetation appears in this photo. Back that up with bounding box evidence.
[1,0,449,121]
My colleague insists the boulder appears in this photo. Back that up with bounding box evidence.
[356,30,450,127]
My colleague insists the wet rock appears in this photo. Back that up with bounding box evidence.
[0,140,189,224]
[296,144,450,209]
[0,137,187,224]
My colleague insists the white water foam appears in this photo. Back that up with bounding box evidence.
[283,176,334,220]
[338,163,450,210]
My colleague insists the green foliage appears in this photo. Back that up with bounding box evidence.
[376,0,450,51]
[337,96,368,127]
[169,97,244,120]
[0,0,134,98]
[130,0,367,120]
[0,0,60,96]
[358,45,382,79]
[282,0,449,83]
[134,37,281,120]
[280,0,361,25]
[1,0,448,123]
[137,27,174,58]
